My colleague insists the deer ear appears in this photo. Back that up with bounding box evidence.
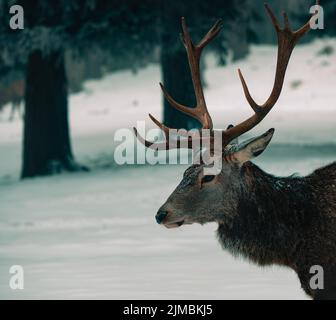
[230,128,275,165]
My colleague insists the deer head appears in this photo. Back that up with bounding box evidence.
[134,4,318,229]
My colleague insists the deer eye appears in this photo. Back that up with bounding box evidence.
[201,175,215,185]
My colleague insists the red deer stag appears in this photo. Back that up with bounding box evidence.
[134,3,336,299]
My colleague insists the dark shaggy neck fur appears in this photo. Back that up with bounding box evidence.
[217,162,336,299]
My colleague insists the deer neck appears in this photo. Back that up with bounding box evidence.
[217,162,313,268]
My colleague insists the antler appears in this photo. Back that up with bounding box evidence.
[134,17,222,150]
[221,2,319,145]
[160,18,223,130]
[134,2,318,151]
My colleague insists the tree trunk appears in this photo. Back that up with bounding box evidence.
[160,3,200,130]
[161,49,201,130]
[22,50,85,178]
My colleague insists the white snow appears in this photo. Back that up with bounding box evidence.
[0,39,335,299]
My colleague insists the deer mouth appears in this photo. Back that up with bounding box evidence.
[163,218,185,229]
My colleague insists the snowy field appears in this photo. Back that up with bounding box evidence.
[0,39,335,299]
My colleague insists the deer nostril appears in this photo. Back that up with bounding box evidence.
[156,210,168,224]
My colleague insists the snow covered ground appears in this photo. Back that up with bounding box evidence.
[0,39,335,300]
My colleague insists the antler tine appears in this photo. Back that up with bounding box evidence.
[160,18,223,130]
[295,0,320,39]
[133,127,209,151]
[198,19,224,50]
[224,2,318,145]
[159,83,197,118]
[148,113,170,139]
[149,111,197,139]
[133,127,169,150]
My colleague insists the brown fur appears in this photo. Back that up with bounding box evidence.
[159,160,336,299]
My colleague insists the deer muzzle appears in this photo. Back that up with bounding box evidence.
[156,209,186,228]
